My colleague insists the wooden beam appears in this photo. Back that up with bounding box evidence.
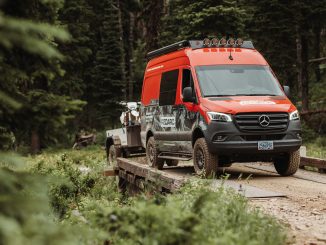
[300,109,326,116]
[300,156,326,170]
[308,57,326,63]
[103,167,119,176]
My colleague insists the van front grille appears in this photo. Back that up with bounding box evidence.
[235,112,289,132]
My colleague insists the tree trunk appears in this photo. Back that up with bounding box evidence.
[301,35,309,112]
[143,0,164,52]
[117,0,127,101]
[128,12,135,101]
[313,24,321,82]
[296,30,302,101]
[30,129,40,154]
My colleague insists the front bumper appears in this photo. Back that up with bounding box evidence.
[204,120,301,155]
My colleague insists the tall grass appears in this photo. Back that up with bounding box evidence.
[24,147,287,245]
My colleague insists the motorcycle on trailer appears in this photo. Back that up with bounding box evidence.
[105,102,145,166]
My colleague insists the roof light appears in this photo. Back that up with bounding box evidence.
[203,38,210,47]
[227,38,235,46]
[211,38,219,47]
[236,38,243,46]
[219,38,227,46]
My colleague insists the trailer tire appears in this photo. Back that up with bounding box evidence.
[274,150,300,176]
[193,138,218,177]
[165,159,179,166]
[108,145,121,167]
[146,137,164,169]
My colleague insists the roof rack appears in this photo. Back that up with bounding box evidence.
[146,39,255,60]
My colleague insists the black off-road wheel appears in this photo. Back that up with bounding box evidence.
[273,150,300,176]
[146,137,164,169]
[165,159,179,166]
[107,145,121,167]
[193,138,218,177]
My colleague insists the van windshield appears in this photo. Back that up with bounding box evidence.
[195,65,284,97]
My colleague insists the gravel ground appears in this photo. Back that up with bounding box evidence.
[228,164,326,245]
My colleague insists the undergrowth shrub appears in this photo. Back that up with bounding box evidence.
[0,154,82,244]
[28,148,120,218]
[81,180,286,245]
[25,148,287,245]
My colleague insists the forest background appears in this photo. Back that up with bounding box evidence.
[0,0,325,153]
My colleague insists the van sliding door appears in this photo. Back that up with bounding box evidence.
[155,69,179,152]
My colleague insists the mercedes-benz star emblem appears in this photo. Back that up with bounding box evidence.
[258,115,270,127]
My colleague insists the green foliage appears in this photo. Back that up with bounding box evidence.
[86,181,285,245]
[160,0,248,44]
[23,147,287,244]
[0,158,80,244]
[305,136,326,159]
[0,0,86,151]
[92,0,126,125]
[27,147,119,218]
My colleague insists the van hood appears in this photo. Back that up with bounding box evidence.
[201,96,296,114]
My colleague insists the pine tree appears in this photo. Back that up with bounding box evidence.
[0,0,84,152]
[160,0,248,46]
[92,0,126,127]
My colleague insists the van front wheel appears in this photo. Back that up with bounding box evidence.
[193,138,218,177]
[146,137,164,169]
[273,150,300,176]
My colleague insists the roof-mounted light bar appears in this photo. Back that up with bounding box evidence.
[146,38,254,60]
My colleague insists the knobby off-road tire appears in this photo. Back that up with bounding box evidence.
[193,138,218,177]
[107,145,121,167]
[274,149,300,176]
[165,159,179,166]
[146,137,164,169]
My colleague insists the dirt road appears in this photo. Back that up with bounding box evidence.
[221,163,326,245]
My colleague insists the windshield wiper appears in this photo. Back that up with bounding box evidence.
[232,93,279,96]
[205,95,235,97]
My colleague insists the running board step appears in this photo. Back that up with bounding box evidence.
[158,153,192,161]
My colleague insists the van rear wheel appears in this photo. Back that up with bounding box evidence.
[273,150,300,176]
[146,137,164,169]
[193,138,218,177]
[108,145,121,167]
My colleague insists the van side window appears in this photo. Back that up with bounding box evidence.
[182,69,194,91]
[159,69,179,106]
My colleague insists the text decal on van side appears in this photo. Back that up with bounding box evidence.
[147,65,164,72]
[240,100,276,105]
[160,117,175,128]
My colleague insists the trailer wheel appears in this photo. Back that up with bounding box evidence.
[193,138,218,177]
[273,150,300,176]
[146,137,164,169]
[165,159,178,166]
[108,145,121,167]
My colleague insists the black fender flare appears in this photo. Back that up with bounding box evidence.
[191,126,205,147]
[105,136,114,152]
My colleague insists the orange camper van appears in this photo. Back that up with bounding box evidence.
[140,38,301,176]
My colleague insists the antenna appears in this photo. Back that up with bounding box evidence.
[227,38,235,60]
[229,48,233,60]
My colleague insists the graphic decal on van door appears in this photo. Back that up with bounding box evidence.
[160,117,176,128]
[140,68,204,153]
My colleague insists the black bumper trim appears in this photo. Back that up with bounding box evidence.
[203,119,301,155]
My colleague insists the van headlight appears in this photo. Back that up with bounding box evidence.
[207,112,232,122]
[289,110,300,120]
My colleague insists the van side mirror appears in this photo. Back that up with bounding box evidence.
[283,86,290,97]
[183,87,196,103]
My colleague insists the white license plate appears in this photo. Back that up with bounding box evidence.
[258,141,274,150]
